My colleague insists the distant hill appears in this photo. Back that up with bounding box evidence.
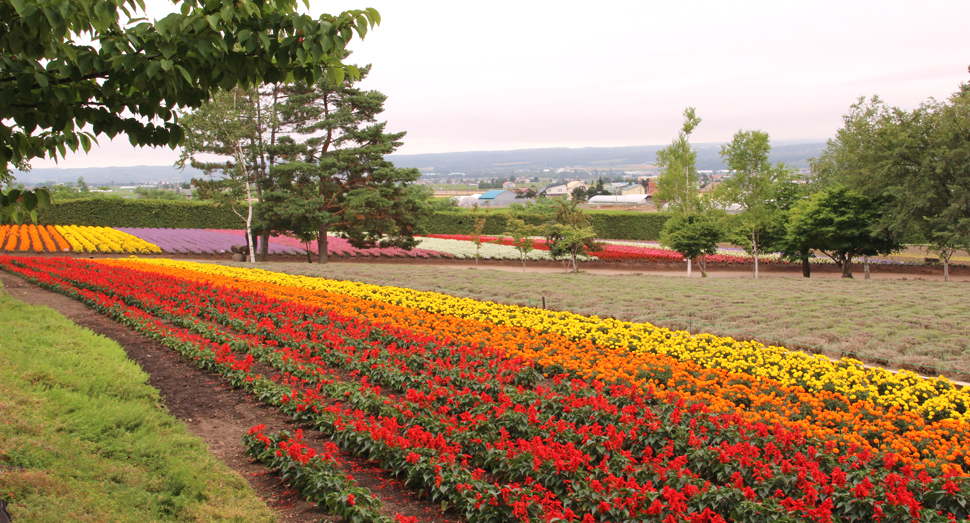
[10,140,828,185]
[389,140,828,173]
[12,165,204,186]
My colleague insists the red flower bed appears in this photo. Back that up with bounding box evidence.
[1,255,967,523]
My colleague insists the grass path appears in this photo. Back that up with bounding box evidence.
[234,261,970,381]
[0,283,276,523]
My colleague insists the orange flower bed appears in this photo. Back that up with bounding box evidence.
[36,225,57,252]
[100,259,970,475]
[45,225,71,252]
[3,225,20,251]
[27,224,44,253]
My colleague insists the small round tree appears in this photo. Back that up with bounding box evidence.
[660,211,726,277]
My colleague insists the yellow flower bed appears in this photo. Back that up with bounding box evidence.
[54,226,161,254]
[112,258,970,423]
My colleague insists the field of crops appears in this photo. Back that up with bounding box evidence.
[1,254,966,522]
[4,226,933,266]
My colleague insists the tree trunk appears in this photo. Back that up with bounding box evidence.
[571,250,578,273]
[863,255,870,279]
[305,242,312,263]
[259,232,270,262]
[250,229,259,260]
[686,256,691,278]
[316,224,329,264]
[751,230,759,279]
[939,248,953,282]
[801,252,811,278]
[840,255,853,278]
[698,255,707,277]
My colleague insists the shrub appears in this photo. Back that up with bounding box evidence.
[38,198,244,229]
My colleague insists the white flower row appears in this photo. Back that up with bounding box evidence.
[415,237,592,261]
[601,240,843,264]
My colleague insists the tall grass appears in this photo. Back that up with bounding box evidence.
[0,286,276,523]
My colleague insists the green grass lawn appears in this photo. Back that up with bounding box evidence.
[0,285,276,523]
[243,262,970,382]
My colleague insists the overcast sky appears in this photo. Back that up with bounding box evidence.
[31,0,970,169]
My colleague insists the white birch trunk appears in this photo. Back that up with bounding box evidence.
[686,257,691,278]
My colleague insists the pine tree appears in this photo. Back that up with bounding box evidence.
[259,65,430,263]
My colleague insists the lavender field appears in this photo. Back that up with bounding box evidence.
[117,228,305,255]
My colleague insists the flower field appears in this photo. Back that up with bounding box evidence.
[210,229,452,258]
[0,224,70,253]
[423,235,918,266]
[115,227,304,255]
[1,254,967,522]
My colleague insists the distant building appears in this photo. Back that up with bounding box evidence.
[588,194,649,205]
[616,183,645,196]
[502,181,516,189]
[539,180,586,197]
[477,190,518,207]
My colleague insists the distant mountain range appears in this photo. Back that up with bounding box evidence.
[11,165,205,186]
[388,140,828,174]
[10,140,829,185]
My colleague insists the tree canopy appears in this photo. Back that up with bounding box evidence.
[1,0,379,221]
[654,107,702,214]
[717,130,796,278]
[786,186,900,278]
[257,65,430,263]
[809,76,970,280]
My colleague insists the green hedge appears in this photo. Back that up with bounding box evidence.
[423,211,669,240]
[38,197,245,229]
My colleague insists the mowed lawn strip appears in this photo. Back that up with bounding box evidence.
[0,285,276,523]
[234,262,970,380]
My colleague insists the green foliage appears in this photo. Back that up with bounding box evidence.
[654,107,702,214]
[717,130,798,276]
[1,186,50,224]
[259,66,430,262]
[0,0,380,173]
[133,187,186,200]
[543,199,599,272]
[503,213,542,271]
[787,186,901,278]
[0,288,274,522]
[468,204,489,266]
[660,211,726,277]
[810,80,970,280]
[37,197,242,228]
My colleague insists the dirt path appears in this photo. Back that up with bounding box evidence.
[0,271,455,523]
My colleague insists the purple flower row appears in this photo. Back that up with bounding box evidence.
[210,230,452,258]
[116,228,304,255]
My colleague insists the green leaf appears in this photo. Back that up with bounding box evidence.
[146,61,161,78]
[22,191,38,212]
[160,59,173,71]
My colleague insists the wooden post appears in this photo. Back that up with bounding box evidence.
[542,296,546,309]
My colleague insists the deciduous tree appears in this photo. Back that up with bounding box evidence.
[654,108,702,214]
[660,210,726,277]
[1,0,378,222]
[786,186,900,278]
[717,130,796,278]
